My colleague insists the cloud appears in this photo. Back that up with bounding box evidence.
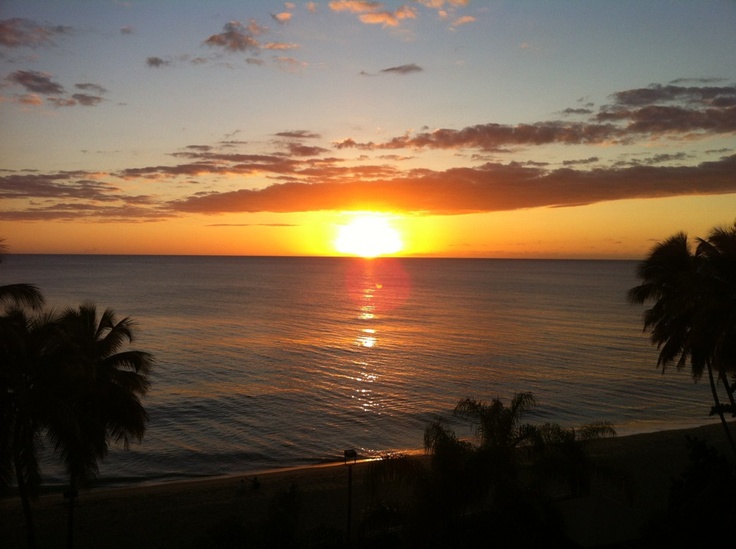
[562,108,593,115]
[147,56,172,68]
[610,83,736,107]
[71,93,104,106]
[273,56,306,72]
[450,15,476,28]
[334,83,736,151]
[7,70,64,94]
[3,81,735,222]
[360,6,417,27]
[0,18,71,48]
[0,171,166,222]
[75,82,107,94]
[271,12,293,24]
[0,172,119,201]
[275,130,321,139]
[17,93,43,105]
[415,0,470,7]
[203,20,265,53]
[380,63,423,74]
[167,154,736,215]
[262,42,300,50]
[4,72,106,108]
[329,1,417,27]
[328,1,382,13]
[46,97,75,107]
[284,142,329,157]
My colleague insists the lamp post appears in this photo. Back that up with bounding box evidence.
[344,449,357,547]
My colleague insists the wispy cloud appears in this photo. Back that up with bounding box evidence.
[146,56,172,68]
[203,20,265,53]
[0,18,71,49]
[7,70,64,94]
[380,63,423,75]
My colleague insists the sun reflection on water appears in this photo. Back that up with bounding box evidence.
[343,259,412,415]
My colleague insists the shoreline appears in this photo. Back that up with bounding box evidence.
[3,421,734,548]
[21,418,724,495]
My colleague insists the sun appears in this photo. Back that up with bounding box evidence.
[334,214,404,258]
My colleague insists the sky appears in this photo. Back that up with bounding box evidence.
[1,0,735,259]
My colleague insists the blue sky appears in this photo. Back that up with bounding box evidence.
[1,1,735,257]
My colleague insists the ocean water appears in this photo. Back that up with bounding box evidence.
[1,255,715,486]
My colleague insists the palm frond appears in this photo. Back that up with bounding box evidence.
[0,283,45,310]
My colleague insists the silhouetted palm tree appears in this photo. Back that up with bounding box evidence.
[54,304,154,548]
[627,223,736,456]
[0,308,63,549]
[531,421,616,497]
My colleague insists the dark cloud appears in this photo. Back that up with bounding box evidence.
[562,157,599,166]
[334,121,621,151]
[0,18,71,48]
[147,56,172,68]
[669,77,726,85]
[0,172,166,222]
[562,108,593,115]
[203,20,264,53]
[75,82,107,94]
[71,93,104,106]
[275,130,321,139]
[284,143,329,157]
[7,70,64,94]
[334,83,736,152]
[0,172,118,201]
[380,63,422,75]
[610,83,736,107]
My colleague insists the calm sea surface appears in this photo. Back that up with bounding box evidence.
[2,255,716,486]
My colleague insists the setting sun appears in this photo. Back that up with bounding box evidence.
[334,214,404,258]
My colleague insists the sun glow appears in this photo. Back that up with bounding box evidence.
[334,214,404,258]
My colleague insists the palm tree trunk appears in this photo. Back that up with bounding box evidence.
[66,481,78,549]
[718,370,736,412]
[14,453,36,549]
[707,364,736,458]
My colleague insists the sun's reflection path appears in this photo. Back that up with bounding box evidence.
[344,258,411,415]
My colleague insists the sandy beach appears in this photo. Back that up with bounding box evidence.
[2,422,734,548]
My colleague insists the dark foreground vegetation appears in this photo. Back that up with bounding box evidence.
[1,240,154,549]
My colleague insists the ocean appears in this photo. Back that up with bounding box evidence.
[1,255,715,486]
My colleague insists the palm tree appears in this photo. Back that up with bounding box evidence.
[0,308,64,549]
[627,223,736,456]
[53,304,154,548]
[531,421,616,497]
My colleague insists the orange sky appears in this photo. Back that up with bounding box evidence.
[1,1,735,258]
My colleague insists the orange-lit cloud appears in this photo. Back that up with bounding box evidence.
[168,155,736,215]
[329,1,417,27]
[2,82,735,222]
